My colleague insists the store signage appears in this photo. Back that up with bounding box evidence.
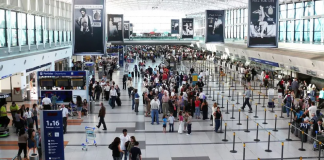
[279,64,285,68]
[306,70,317,76]
[248,0,278,48]
[290,66,299,72]
[26,63,52,73]
[0,93,11,98]
[249,57,279,67]
[1,74,12,79]
[84,62,95,66]
[41,110,65,160]
[38,71,86,76]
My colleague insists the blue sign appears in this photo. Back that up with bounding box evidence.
[109,53,119,57]
[249,57,279,67]
[1,74,12,79]
[84,62,95,66]
[41,110,65,160]
[38,71,86,76]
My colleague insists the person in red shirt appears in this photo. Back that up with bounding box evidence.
[194,97,201,119]
[162,73,168,82]
[264,73,270,87]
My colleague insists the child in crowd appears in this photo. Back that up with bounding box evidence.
[168,113,175,132]
[162,115,167,133]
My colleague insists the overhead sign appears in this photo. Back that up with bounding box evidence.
[73,0,105,55]
[182,18,194,39]
[41,110,65,160]
[38,71,86,76]
[205,10,224,43]
[124,21,130,39]
[107,14,124,42]
[171,19,180,34]
[248,0,278,48]
[306,70,317,76]
[249,57,279,67]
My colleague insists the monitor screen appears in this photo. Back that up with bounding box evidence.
[56,79,69,87]
[71,79,84,87]
[41,79,54,87]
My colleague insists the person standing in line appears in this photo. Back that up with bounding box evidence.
[24,107,33,128]
[42,94,51,110]
[108,67,114,81]
[194,97,201,119]
[212,103,217,129]
[178,111,184,134]
[17,128,28,159]
[241,87,252,112]
[186,112,192,135]
[89,82,94,101]
[123,75,127,90]
[31,104,39,130]
[109,137,124,160]
[134,89,140,113]
[162,92,169,116]
[120,129,131,160]
[214,107,222,132]
[291,78,299,98]
[127,78,133,98]
[110,86,117,109]
[10,102,19,127]
[168,113,175,132]
[96,103,107,130]
[51,93,59,110]
[201,99,208,120]
[76,96,83,119]
[150,96,160,125]
[60,104,68,134]
[95,82,102,101]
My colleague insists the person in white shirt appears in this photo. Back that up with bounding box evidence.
[199,91,206,103]
[61,104,69,134]
[126,79,133,98]
[42,94,51,110]
[306,101,317,118]
[168,113,175,132]
[24,107,33,127]
[119,129,131,160]
[110,86,118,109]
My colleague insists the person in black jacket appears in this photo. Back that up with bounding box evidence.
[108,68,113,81]
[196,79,204,92]
[251,68,257,81]
[95,82,102,101]
[122,75,127,90]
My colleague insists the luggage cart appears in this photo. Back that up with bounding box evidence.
[81,126,97,151]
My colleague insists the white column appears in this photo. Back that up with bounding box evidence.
[6,10,11,52]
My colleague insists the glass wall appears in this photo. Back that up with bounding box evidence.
[225,1,324,43]
[0,7,72,50]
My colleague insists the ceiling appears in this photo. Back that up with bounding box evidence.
[106,0,248,14]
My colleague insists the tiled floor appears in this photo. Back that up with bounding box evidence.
[0,58,322,160]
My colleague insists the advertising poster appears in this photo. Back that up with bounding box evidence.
[107,14,123,42]
[124,21,130,39]
[130,23,133,35]
[205,10,224,43]
[181,18,194,39]
[73,0,105,55]
[171,19,179,34]
[248,0,278,47]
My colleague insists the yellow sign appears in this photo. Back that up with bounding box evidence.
[192,75,198,81]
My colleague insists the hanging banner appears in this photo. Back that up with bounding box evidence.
[171,19,179,34]
[73,0,105,55]
[130,23,133,35]
[124,21,130,39]
[248,0,278,48]
[205,10,224,43]
[181,18,194,39]
[107,14,123,42]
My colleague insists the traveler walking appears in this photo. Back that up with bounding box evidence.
[241,87,252,111]
[96,103,107,130]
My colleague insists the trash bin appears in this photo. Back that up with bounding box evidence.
[90,101,95,114]
[29,153,39,160]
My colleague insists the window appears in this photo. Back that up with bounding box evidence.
[244,25,247,38]
[279,21,286,41]
[61,31,64,42]
[287,4,294,19]
[303,19,311,42]
[0,9,6,47]
[287,21,293,42]
[314,18,323,42]
[35,16,43,43]
[49,30,54,43]
[28,14,35,45]
[295,20,302,41]
[10,11,18,46]
[280,5,286,19]
[54,30,58,42]
[240,9,244,24]
[43,17,49,43]
[315,1,323,15]
[244,9,248,23]
[295,3,303,19]
[304,1,314,16]
[18,13,27,45]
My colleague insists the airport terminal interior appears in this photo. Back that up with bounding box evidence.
[1,0,324,160]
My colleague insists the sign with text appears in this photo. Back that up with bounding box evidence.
[73,0,105,55]
[171,19,179,34]
[38,71,86,77]
[124,21,130,39]
[205,10,224,43]
[41,110,65,160]
[248,0,278,48]
[181,18,194,39]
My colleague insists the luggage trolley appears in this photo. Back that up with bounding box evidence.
[81,126,97,151]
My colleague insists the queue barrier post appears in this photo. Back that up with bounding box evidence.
[281,142,284,160]
[225,100,229,114]
[222,123,228,142]
[271,99,275,113]
[222,83,225,93]
[243,143,246,160]
[265,132,272,152]
[254,123,260,142]
[280,103,284,118]
[217,93,219,105]
[286,123,292,141]
[262,108,268,124]
[254,103,258,118]
[318,142,322,160]
[231,104,235,119]
[228,87,231,97]
[212,90,215,101]
[236,92,240,104]
[298,130,306,151]
[218,118,224,133]
[221,96,224,108]
[258,93,261,104]
[273,115,278,132]
[230,132,237,153]
[244,116,250,132]
[237,109,242,125]
[262,95,266,107]
[209,87,212,98]
[231,89,235,101]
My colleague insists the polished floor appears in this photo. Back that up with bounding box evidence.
[0,58,323,160]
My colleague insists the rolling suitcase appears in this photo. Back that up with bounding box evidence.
[116,97,121,106]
